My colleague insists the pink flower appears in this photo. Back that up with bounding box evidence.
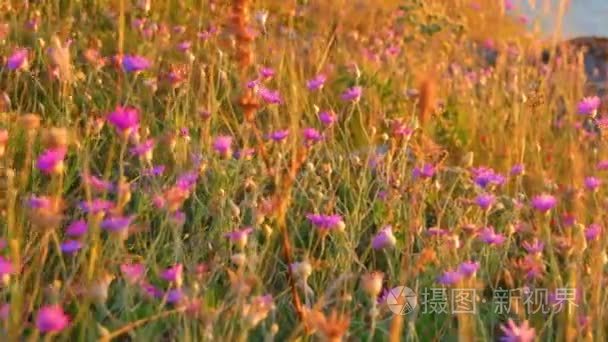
[531,194,557,213]
[307,74,327,91]
[107,106,140,136]
[341,86,362,102]
[36,148,66,175]
[213,135,233,155]
[161,264,183,285]
[121,263,145,284]
[500,319,535,342]
[36,305,69,333]
[577,96,600,116]
[7,48,28,70]
[318,111,337,126]
[371,225,397,250]
[122,55,151,72]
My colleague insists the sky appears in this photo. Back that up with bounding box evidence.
[521,0,608,38]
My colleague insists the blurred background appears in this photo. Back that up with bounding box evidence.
[522,0,608,37]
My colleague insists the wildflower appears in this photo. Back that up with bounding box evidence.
[177,41,192,52]
[130,139,155,161]
[307,74,327,91]
[79,199,114,214]
[341,86,362,102]
[391,121,413,138]
[597,160,608,170]
[360,271,384,298]
[585,223,601,242]
[259,67,275,79]
[303,128,323,144]
[82,174,113,193]
[306,213,344,231]
[531,194,557,213]
[243,294,274,327]
[122,55,151,72]
[60,240,83,254]
[166,289,184,304]
[258,87,282,104]
[100,215,133,232]
[510,163,525,176]
[426,227,448,237]
[224,227,254,250]
[584,176,601,191]
[0,256,15,284]
[437,270,462,285]
[471,167,505,188]
[36,305,69,333]
[318,110,337,126]
[141,282,163,299]
[6,48,28,70]
[458,261,480,277]
[577,96,600,116]
[161,264,183,287]
[522,239,544,254]
[413,164,435,179]
[233,148,255,160]
[121,263,145,285]
[478,227,506,245]
[475,193,495,210]
[499,319,535,342]
[36,148,66,175]
[213,135,233,156]
[107,106,140,136]
[267,129,289,142]
[371,225,397,250]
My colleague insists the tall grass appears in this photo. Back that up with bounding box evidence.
[0,0,604,340]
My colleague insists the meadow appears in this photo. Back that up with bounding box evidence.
[0,0,605,341]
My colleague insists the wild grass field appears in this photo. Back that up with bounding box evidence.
[0,0,605,341]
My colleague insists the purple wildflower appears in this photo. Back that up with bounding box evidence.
[213,135,233,155]
[160,264,183,285]
[478,227,506,245]
[258,87,282,104]
[36,305,69,333]
[267,130,289,142]
[36,148,66,175]
[577,96,600,115]
[413,164,435,179]
[510,163,525,176]
[130,139,155,157]
[225,227,254,248]
[6,49,28,70]
[531,194,557,213]
[318,111,337,126]
[79,199,114,213]
[303,128,323,144]
[307,74,327,91]
[82,174,114,192]
[458,261,480,277]
[259,67,275,79]
[371,225,397,250]
[121,263,145,284]
[437,270,462,285]
[306,213,344,231]
[166,288,184,304]
[426,227,448,237]
[522,239,544,254]
[100,216,133,232]
[341,86,362,102]
[499,319,535,342]
[597,160,608,170]
[60,240,83,254]
[0,257,14,277]
[585,223,601,241]
[475,193,495,210]
[122,55,151,72]
[584,176,601,191]
[107,106,140,135]
[471,167,505,188]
